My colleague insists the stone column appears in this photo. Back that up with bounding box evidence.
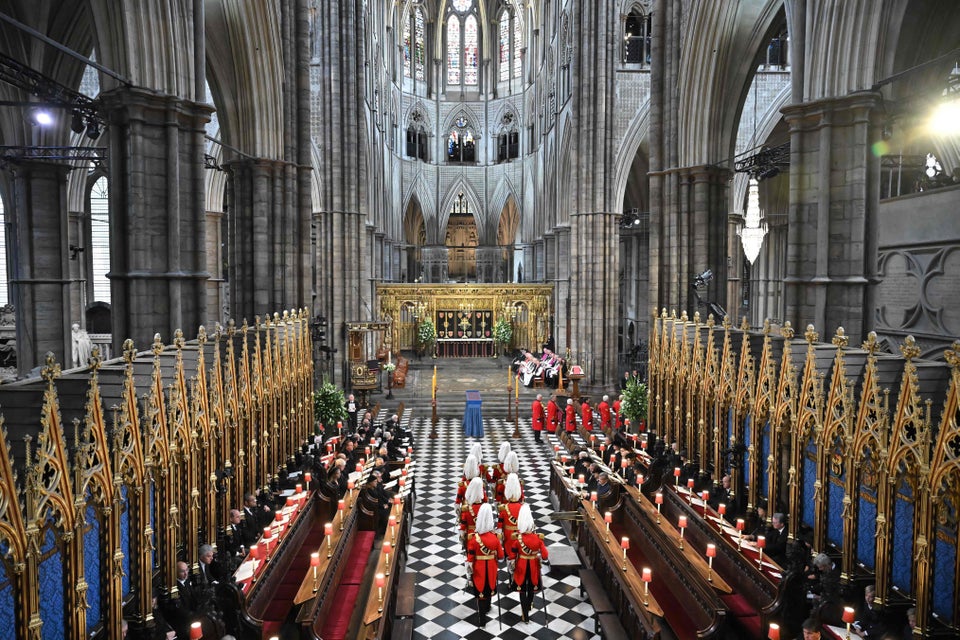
[782,92,881,339]
[570,212,620,387]
[226,158,303,319]
[420,246,449,283]
[7,162,72,375]
[101,87,212,351]
[474,245,504,282]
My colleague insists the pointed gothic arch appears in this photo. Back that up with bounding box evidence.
[613,104,651,214]
[438,179,484,243]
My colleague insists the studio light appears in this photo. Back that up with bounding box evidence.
[85,120,101,139]
[71,111,85,134]
[30,108,53,126]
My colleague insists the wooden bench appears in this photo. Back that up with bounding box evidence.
[597,612,630,640]
[580,568,615,632]
[390,617,414,640]
[394,572,416,618]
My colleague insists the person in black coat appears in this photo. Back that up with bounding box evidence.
[855,584,890,637]
[808,552,842,625]
[764,512,789,565]
[240,493,271,545]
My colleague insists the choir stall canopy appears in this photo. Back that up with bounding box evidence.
[347,321,392,405]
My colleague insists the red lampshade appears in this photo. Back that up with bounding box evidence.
[718,503,726,515]
[305,472,312,483]
[641,439,648,450]
[567,466,574,476]
[286,497,294,507]
[641,567,652,582]
[590,435,596,443]
[687,478,695,489]
[843,607,856,624]
[190,621,203,639]
[310,552,320,567]
[326,443,333,453]
[359,458,366,467]
[388,515,397,527]
[590,491,598,502]
[356,464,363,473]
[347,480,355,491]
[383,540,392,553]
[673,467,681,477]
[338,499,345,511]
[637,474,644,486]
[600,444,606,453]
[757,535,766,549]
[275,511,282,522]
[296,483,303,493]
[337,421,342,429]
[375,573,385,588]
[365,446,371,456]
[393,496,401,505]
[678,515,688,528]
[604,511,613,524]
[554,445,560,453]
[250,543,259,560]
[408,446,413,454]
[701,491,710,502]
[621,458,628,469]
[399,478,406,487]
[324,522,333,536]
[402,468,408,476]
[620,537,630,550]
[736,518,745,531]
[561,454,569,464]
[263,526,271,539]
[768,623,780,640]
[404,457,411,465]
[655,493,663,505]
[706,544,716,558]
[578,474,585,485]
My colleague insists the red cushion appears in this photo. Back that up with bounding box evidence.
[737,614,762,637]
[720,593,757,618]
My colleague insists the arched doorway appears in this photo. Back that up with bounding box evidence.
[445,192,477,281]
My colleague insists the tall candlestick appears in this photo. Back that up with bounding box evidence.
[325,522,333,558]
[757,535,766,567]
[620,537,630,571]
[736,518,745,550]
[655,492,663,524]
[311,552,320,591]
[706,544,716,582]
[338,499,345,531]
[843,606,856,639]
[376,573,385,612]
[383,540,392,576]
[673,467,681,486]
[389,514,397,543]
[604,511,612,542]
[678,515,687,549]
[641,567,651,606]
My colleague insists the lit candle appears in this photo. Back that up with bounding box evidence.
[641,567,652,605]
[620,537,630,571]
[757,535,766,566]
[310,552,320,591]
[383,540,392,576]
[190,622,203,639]
[706,544,716,582]
[843,606,856,638]
[768,623,780,640]
[376,572,385,611]
[324,522,333,557]
[654,492,663,523]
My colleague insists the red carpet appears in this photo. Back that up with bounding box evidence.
[259,525,328,630]
[317,531,376,640]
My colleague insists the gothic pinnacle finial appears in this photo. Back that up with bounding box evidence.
[804,324,819,344]
[832,327,848,349]
[123,339,137,364]
[900,335,921,361]
[152,333,164,357]
[40,353,61,384]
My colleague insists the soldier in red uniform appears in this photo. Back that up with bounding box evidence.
[581,399,594,431]
[466,503,504,623]
[565,398,577,433]
[511,504,549,622]
[531,393,545,442]
[498,474,525,558]
[546,395,560,434]
[460,477,486,546]
[613,393,624,430]
[495,452,522,503]
[469,442,488,480]
[456,455,484,506]
[598,394,612,431]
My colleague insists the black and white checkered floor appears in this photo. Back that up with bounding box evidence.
[404,415,599,640]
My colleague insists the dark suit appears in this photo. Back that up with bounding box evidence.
[764,525,788,564]
[241,507,265,545]
[222,523,244,557]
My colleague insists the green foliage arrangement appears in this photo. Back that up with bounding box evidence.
[621,378,649,426]
[493,317,513,347]
[313,382,347,431]
[417,318,436,346]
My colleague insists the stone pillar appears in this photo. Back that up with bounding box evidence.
[782,92,881,339]
[570,212,620,387]
[226,158,303,319]
[7,162,72,375]
[420,246,449,283]
[101,87,212,351]
[554,227,571,354]
[474,245,504,283]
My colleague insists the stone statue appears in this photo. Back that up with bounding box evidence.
[72,323,93,368]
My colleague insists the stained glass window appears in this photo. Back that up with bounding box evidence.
[414,8,426,81]
[513,12,523,78]
[499,12,510,82]
[452,0,471,11]
[447,15,461,85]
[90,176,111,304]
[403,16,412,78]
[464,15,479,85]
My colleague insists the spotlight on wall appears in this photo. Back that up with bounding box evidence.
[29,108,54,127]
[85,119,101,139]
[71,111,85,135]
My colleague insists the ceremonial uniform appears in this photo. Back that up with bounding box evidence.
[531,400,545,442]
[565,403,577,433]
[489,462,507,485]
[466,531,504,616]
[460,502,483,535]
[498,501,524,558]
[546,398,560,433]
[613,398,623,430]
[581,402,594,431]
[598,400,611,430]
[512,532,549,621]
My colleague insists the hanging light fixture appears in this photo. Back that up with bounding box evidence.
[739,178,767,264]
